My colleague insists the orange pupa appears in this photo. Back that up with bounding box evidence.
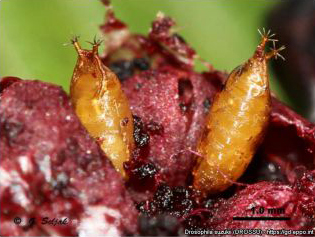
[193,29,285,195]
[70,37,135,178]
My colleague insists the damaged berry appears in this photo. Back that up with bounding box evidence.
[0,79,138,236]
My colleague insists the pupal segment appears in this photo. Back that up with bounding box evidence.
[70,37,135,178]
[193,30,285,196]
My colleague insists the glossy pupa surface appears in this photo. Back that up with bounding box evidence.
[193,31,285,195]
[70,38,134,177]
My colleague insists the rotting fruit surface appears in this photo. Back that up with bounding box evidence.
[0,79,138,236]
[98,6,315,234]
[1,2,315,236]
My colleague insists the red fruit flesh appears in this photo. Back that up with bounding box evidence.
[101,9,315,210]
[2,4,315,236]
[0,80,138,236]
[208,181,315,234]
[0,76,21,94]
[122,66,221,192]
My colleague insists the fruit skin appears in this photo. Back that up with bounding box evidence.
[101,10,227,192]
[70,40,134,177]
[0,77,21,94]
[122,66,222,192]
[0,79,138,236]
[193,34,285,195]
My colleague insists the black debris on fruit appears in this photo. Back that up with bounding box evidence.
[133,115,150,147]
[133,58,150,71]
[132,163,157,179]
[154,185,174,211]
[109,58,150,82]
[179,102,189,113]
[135,83,143,90]
[203,98,211,113]
[138,184,195,219]
[203,198,215,209]
[109,60,134,81]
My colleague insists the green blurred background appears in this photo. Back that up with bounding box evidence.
[0,0,290,104]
